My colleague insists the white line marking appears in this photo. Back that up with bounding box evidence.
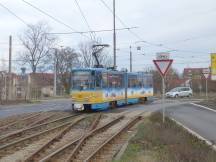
[190,103,216,113]
[171,117,216,151]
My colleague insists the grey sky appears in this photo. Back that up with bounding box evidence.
[0,0,216,73]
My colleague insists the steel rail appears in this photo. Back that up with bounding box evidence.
[83,116,142,162]
[0,114,80,145]
[0,112,41,131]
[0,115,83,158]
[28,113,55,127]
[24,116,86,162]
[39,114,103,162]
[66,115,124,162]
[0,112,36,127]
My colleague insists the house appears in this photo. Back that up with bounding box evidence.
[27,73,55,98]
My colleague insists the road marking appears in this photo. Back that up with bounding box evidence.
[190,103,216,113]
[171,117,216,151]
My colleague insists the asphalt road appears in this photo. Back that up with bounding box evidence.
[0,98,188,118]
[167,103,216,144]
[0,99,72,118]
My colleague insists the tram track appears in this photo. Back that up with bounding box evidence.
[84,116,142,162]
[0,114,81,146]
[0,112,36,127]
[0,112,42,135]
[39,114,123,162]
[0,114,86,160]
[24,114,101,162]
[0,108,149,162]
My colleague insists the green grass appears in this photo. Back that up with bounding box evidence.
[115,112,216,162]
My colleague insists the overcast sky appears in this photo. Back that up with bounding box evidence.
[0,0,216,73]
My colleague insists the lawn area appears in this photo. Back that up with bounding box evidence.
[115,112,216,162]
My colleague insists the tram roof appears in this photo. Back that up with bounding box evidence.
[72,68,152,76]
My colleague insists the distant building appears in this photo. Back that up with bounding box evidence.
[0,72,65,102]
[183,68,206,80]
[183,68,216,93]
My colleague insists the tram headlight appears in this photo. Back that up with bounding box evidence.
[74,104,85,111]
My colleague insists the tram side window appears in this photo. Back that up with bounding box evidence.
[95,72,102,88]
[107,74,123,88]
[102,73,108,88]
[146,76,153,87]
[128,76,138,88]
[138,75,143,87]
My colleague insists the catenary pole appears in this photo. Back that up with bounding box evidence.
[113,0,116,69]
[54,49,57,96]
[130,46,132,72]
[8,35,12,101]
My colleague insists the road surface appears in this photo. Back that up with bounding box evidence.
[167,103,216,144]
[0,99,72,118]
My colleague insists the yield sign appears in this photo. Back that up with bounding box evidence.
[203,68,210,79]
[153,59,173,77]
[203,74,209,79]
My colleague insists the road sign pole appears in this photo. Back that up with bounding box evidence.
[206,78,208,100]
[153,57,173,123]
[203,68,210,100]
[162,77,165,123]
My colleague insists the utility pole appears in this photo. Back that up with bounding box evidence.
[54,49,57,96]
[130,46,132,72]
[8,35,12,101]
[113,0,116,69]
[9,36,12,74]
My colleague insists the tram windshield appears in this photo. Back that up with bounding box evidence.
[72,71,93,90]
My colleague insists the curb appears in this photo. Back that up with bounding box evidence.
[190,103,216,113]
[170,117,216,151]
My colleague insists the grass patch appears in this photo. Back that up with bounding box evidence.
[116,112,216,162]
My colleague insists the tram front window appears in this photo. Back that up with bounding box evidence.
[72,71,93,90]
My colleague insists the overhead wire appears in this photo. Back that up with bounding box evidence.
[99,0,215,56]
[73,0,96,39]
[48,27,138,34]
[21,0,91,40]
[98,0,163,47]
[0,2,30,27]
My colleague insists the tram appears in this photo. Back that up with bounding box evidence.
[70,68,153,111]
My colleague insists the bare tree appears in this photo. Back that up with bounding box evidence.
[19,22,56,73]
[55,47,79,94]
[78,40,112,68]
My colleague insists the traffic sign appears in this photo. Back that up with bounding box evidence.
[203,68,210,79]
[156,52,170,60]
[153,60,173,77]
[153,58,173,123]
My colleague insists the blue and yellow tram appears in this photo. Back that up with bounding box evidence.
[70,68,153,111]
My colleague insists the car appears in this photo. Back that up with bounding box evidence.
[165,87,193,98]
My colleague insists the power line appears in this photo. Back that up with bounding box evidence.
[98,0,162,47]
[0,2,29,27]
[21,0,90,40]
[73,0,96,39]
[98,0,215,54]
[49,27,138,34]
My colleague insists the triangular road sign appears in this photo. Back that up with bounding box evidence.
[153,60,173,77]
[203,73,209,79]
